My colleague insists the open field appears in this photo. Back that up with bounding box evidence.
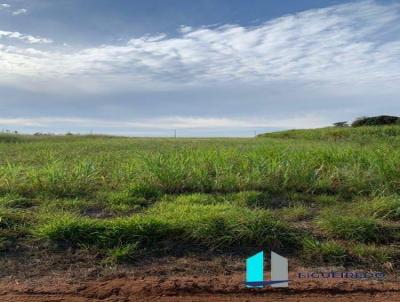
[1,126,400,300]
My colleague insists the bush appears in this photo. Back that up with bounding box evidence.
[352,115,400,127]
[333,122,348,128]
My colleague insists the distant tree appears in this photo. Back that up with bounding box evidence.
[352,115,400,127]
[333,121,348,128]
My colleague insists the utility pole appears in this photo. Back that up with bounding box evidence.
[254,130,257,137]
[174,129,177,138]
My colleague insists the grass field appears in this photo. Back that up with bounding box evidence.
[1,126,400,270]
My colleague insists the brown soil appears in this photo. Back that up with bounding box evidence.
[1,252,400,301]
[1,273,400,302]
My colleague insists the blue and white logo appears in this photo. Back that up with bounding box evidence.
[245,251,289,288]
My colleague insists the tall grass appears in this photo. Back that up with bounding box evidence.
[2,129,400,266]
[1,134,400,197]
[36,199,298,252]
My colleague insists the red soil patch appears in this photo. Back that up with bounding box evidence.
[1,273,400,302]
[1,253,399,301]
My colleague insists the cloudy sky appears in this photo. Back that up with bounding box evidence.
[1,0,399,136]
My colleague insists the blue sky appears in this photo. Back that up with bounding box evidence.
[1,0,400,136]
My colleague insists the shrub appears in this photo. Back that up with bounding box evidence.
[352,115,400,127]
[333,122,348,128]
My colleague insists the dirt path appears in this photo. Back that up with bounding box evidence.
[2,274,400,302]
[2,253,399,301]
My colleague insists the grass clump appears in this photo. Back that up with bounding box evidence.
[36,200,299,254]
[279,205,312,222]
[302,238,347,265]
[104,243,140,264]
[0,207,31,251]
[149,200,297,250]
[227,191,290,209]
[358,195,400,220]
[350,243,394,265]
[317,213,384,243]
[0,194,34,208]
[310,194,341,205]
[0,208,30,229]
[40,198,107,217]
[128,183,162,202]
[35,213,107,246]
[101,184,162,212]
[172,193,221,205]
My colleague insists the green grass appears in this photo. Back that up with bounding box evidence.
[350,243,395,265]
[279,205,312,222]
[317,212,385,243]
[2,127,400,269]
[301,238,347,265]
[36,199,297,253]
[258,125,400,142]
[357,195,400,220]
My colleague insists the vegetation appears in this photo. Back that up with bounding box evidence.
[333,121,348,128]
[1,126,400,270]
[351,115,400,127]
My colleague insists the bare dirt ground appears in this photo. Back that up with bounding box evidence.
[1,251,400,302]
[2,274,400,302]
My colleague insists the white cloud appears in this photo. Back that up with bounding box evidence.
[0,115,328,130]
[1,4,28,16]
[0,0,399,94]
[12,8,27,16]
[0,30,53,44]
[179,25,193,33]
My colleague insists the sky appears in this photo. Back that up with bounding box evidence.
[0,0,400,137]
